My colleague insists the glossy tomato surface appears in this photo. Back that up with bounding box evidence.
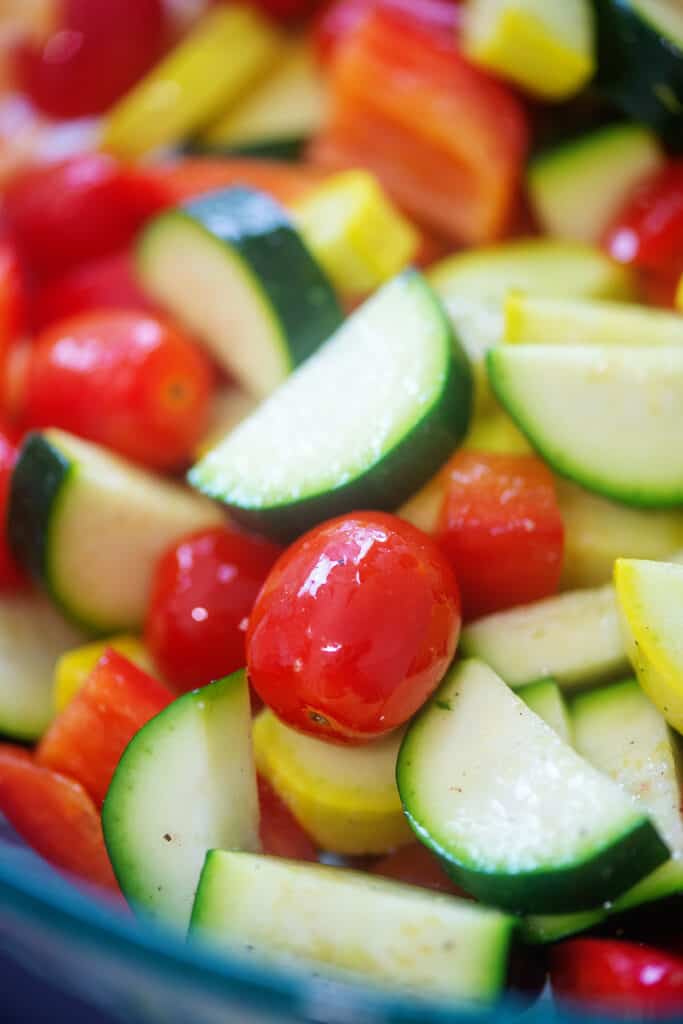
[146,525,282,693]
[436,451,564,621]
[247,512,461,743]
[21,311,214,470]
[604,161,683,277]
[0,425,28,590]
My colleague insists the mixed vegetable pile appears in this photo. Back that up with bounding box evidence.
[3,0,683,1017]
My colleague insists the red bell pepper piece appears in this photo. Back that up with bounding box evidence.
[436,451,564,621]
[37,649,172,807]
[313,0,462,64]
[550,939,683,1016]
[257,776,318,861]
[146,158,323,208]
[0,744,119,893]
[309,7,528,244]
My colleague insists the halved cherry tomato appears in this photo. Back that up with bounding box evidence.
[247,512,461,744]
[603,161,683,277]
[0,744,119,892]
[21,311,214,471]
[258,776,318,861]
[36,649,172,806]
[550,939,683,1015]
[314,0,462,64]
[146,158,323,208]
[436,451,564,621]
[31,250,158,332]
[309,7,528,244]
[0,425,28,590]
[3,154,168,281]
[145,525,282,693]
[372,843,466,896]
[14,0,165,119]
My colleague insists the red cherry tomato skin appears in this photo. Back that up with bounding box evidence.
[603,161,683,275]
[0,239,26,350]
[247,512,461,744]
[239,0,323,21]
[21,311,214,471]
[0,426,28,590]
[257,776,318,861]
[372,844,466,896]
[31,251,159,332]
[436,451,564,621]
[550,939,683,1015]
[314,0,461,64]
[3,155,168,282]
[145,526,283,693]
[15,0,165,119]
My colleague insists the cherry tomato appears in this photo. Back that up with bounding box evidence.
[14,0,165,119]
[550,939,683,1015]
[21,311,214,471]
[372,843,466,896]
[436,451,564,621]
[247,512,461,744]
[3,154,168,281]
[0,238,26,350]
[603,161,683,276]
[314,0,462,64]
[0,425,28,590]
[31,250,158,331]
[240,0,323,21]
[258,776,318,861]
[146,525,283,693]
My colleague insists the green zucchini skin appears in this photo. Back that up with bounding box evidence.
[184,138,306,161]
[594,0,683,150]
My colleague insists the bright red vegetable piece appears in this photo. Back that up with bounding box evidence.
[36,649,172,807]
[0,744,119,892]
[436,451,564,621]
[603,161,683,276]
[550,939,683,1015]
[146,158,323,207]
[309,7,528,244]
[257,776,318,861]
[0,425,28,590]
[314,0,462,64]
[21,310,214,471]
[0,238,26,351]
[372,843,467,896]
[14,0,165,119]
[3,154,168,281]
[145,525,282,693]
[247,511,461,744]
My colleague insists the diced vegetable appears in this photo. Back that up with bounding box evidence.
[54,636,154,713]
[517,678,572,744]
[102,5,282,159]
[253,710,411,854]
[8,429,223,633]
[103,671,259,929]
[504,293,683,346]
[190,272,472,541]
[489,344,683,507]
[527,124,664,243]
[190,851,516,1003]
[463,0,595,100]
[137,187,342,399]
[397,659,669,913]
[313,0,462,64]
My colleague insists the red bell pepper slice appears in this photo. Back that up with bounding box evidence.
[309,7,528,244]
[37,649,172,807]
[313,0,462,64]
[0,744,119,893]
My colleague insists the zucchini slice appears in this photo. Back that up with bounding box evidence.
[516,678,572,744]
[253,710,411,855]
[505,294,683,346]
[103,671,259,929]
[8,430,223,634]
[527,123,664,244]
[190,851,516,1003]
[397,659,669,914]
[488,344,683,507]
[190,272,472,542]
[137,187,342,399]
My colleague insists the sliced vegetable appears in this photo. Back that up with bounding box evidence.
[0,593,86,741]
[397,659,669,913]
[460,584,626,689]
[313,0,462,64]
[102,5,282,159]
[9,429,223,633]
[291,170,419,295]
[517,678,572,744]
[103,671,259,929]
[253,710,411,854]
[147,158,322,208]
[489,344,683,507]
[615,558,683,733]
[196,388,258,457]
[190,272,472,541]
[371,843,466,896]
[527,124,664,243]
[0,745,119,893]
[190,851,515,1003]
[54,636,154,713]
[137,187,342,399]
[309,6,528,245]
[505,293,683,346]
[463,0,595,100]
[37,649,171,807]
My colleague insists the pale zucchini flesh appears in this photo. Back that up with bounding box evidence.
[516,678,572,744]
[505,294,683,347]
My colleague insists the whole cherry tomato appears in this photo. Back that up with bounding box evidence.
[0,239,26,351]
[14,0,165,119]
[21,311,213,471]
[145,525,282,693]
[436,451,564,621]
[3,154,167,281]
[247,512,461,744]
[603,161,683,277]
[0,425,28,590]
